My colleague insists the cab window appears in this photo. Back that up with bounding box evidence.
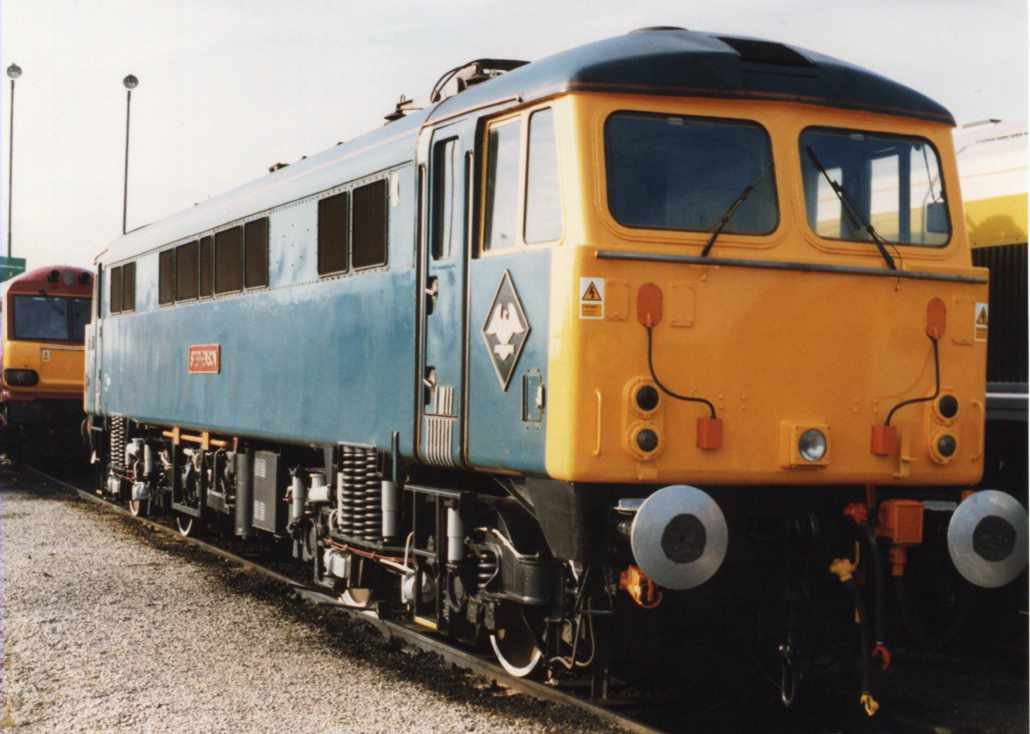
[800,128,949,246]
[432,138,460,260]
[483,119,521,251]
[524,108,562,244]
[605,112,777,235]
[14,295,91,341]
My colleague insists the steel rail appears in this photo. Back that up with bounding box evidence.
[22,466,663,734]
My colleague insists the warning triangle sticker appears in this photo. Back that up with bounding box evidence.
[976,307,988,326]
[582,282,602,302]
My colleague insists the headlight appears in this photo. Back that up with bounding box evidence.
[4,369,38,386]
[798,429,827,462]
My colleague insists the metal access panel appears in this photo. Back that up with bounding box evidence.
[252,450,286,534]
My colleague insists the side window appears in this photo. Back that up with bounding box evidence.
[199,236,214,297]
[244,218,269,288]
[159,249,175,305]
[524,108,562,244]
[176,241,199,300]
[318,192,349,275]
[122,262,136,312]
[483,119,521,251]
[214,226,243,294]
[109,266,123,314]
[432,139,459,260]
[353,180,388,269]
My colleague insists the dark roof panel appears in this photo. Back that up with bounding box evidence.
[428,28,954,125]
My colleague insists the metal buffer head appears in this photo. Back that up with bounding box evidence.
[948,490,1028,588]
[630,484,728,590]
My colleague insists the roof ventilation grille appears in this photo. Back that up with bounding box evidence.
[719,37,812,67]
[630,26,688,33]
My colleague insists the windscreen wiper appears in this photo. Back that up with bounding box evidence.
[804,145,897,270]
[38,289,65,315]
[700,170,766,258]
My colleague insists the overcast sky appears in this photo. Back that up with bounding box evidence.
[1,0,1026,270]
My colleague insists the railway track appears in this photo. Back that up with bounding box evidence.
[22,465,662,734]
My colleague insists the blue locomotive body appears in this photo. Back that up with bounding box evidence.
[94,160,420,451]
[88,107,553,474]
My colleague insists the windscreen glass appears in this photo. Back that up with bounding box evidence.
[800,128,950,246]
[605,112,778,235]
[13,296,91,342]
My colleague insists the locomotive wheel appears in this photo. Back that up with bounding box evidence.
[490,603,545,678]
[175,513,196,537]
[487,503,547,678]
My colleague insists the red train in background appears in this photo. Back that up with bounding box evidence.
[0,266,92,462]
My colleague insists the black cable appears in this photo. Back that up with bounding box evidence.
[845,578,873,700]
[884,336,940,426]
[863,524,886,647]
[645,325,716,419]
[428,63,466,102]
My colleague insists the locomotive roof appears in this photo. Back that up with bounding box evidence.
[98,27,953,266]
[0,265,92,300]
[427,28,954,126]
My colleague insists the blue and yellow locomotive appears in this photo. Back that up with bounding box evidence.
[85,28,1027,710]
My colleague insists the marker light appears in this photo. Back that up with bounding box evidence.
[635,428,659,453]
[937,434,957,457]
[798,429,827,462]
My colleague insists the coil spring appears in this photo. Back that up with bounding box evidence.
[339,446,357,537]
[364,451,381,540]
[476,548,498,590]
[337,446,383,541]
[110,417,126,472]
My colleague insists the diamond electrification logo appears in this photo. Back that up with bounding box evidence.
[481,270,530,390]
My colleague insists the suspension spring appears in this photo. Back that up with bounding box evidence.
[476,547,498,590]
[364,450,381,541]
[339,445,357,537]
[110,417,126,472]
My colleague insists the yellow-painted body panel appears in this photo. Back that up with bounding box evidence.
[2,338,85,398]
[965,192,1028,249]
[543,94,986,486]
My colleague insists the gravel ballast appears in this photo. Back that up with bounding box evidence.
[0,473,613,733]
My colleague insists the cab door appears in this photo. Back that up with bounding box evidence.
[465,106,561,474]
[416,121,473,466]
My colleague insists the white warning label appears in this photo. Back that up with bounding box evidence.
[579,277,605,320]
[974,302,988,342]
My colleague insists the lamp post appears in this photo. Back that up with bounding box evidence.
[6,62,21,258]
[121,74,138,235]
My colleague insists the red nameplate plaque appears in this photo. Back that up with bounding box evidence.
[188,344,221,375]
